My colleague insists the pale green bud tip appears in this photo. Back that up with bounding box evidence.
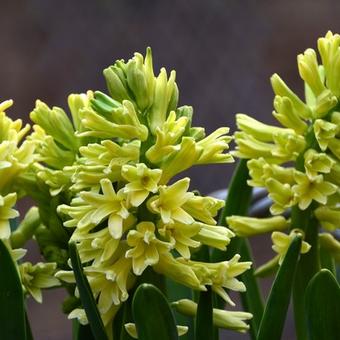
[297,48,325,96]
[318,233,340,262]
[172,299,252,332]
[124,323,188,339]
[315,206,340,231]
[227,215,288,237]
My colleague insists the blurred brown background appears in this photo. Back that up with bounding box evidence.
[2,0,340,339]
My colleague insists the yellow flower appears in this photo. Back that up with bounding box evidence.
[158,221,201,259]
[58,178,130,239]
[121,163,162,207]
[304,149,335,179]
[272,229,311,264]
[314,119,338,151]
[182,195,224,225]
[0,193,19,239]
[145,111,189,164]
[292,172,337,209]
[124,323,188,339]
[77,101,148,141]
[0,101,35,194]
[19,262,60,303]
[265,178,296,215]
[126,222,171,275]
[178,255,251,306]
[57,251,135,311]
[172,299,252,333]
[147,178,194,224]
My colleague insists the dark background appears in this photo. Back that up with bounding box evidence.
[2,0,339,339]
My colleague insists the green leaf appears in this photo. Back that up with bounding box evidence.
[0,239,26,340]
[73,321,96,340]
[119,299,135,340]
[69,242,108,340]
[25,311,34,340]
[254,255,279,278]
[239,239,263,339]
[209,159,262,339]
[195,287,213,340]
[166,278,194,340]
[211,158,253,262]
[291,211,319,340]
[257,235,302,340]
[133,283,178,340]
[306,269,340,340]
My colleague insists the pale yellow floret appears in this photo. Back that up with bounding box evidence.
[271,229,311,264]
[172,299,252,333]
[126,222,171,275]
[292,172,337,210]
[19,262,60,303]
[315,206,340,231]
[0,193,19,239]
[227,215,289,237]
[121,163,162,207]
[304,149,335,179]
[147,178,194,224]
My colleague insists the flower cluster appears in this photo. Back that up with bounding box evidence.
[0,102,59,302]
[28,49,251,334]
[229,31,340,263]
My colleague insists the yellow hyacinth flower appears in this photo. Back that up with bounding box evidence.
[31,48,245,335]
[231,32,340,266]
[271,230,311,265]
[0,193,19,239]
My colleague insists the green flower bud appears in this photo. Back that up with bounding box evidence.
[172,299,252,332]
[297,48,326,96]
[227,215,289,237]
[30,100,79,151]
[270,73,312,119]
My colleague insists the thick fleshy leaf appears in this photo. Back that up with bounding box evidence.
[193,245,214,340]
[210,159,262,340]
[69,242,107,340]
[25,311,34,340]
[166,278,194,340]
[306,269,340,340]
[257,235,302,340]
[212,159,253,262]
[133,283,178,340]
[239,239,263,338]
[73,321,96,340]
[0,239,26,340]
[195,286,213,340]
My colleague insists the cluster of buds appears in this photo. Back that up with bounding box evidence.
[229,31,340,264]
[28,49,252,334]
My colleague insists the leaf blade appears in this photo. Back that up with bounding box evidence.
[0,239,26,340]
[133,283,178,340]
[306,269,340,340]
[69,242,107,340]
[256,235,302,340]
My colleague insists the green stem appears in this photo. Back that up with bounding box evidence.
[291,206,320,340]
[290,127,320,340]
[11,207,41,248]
